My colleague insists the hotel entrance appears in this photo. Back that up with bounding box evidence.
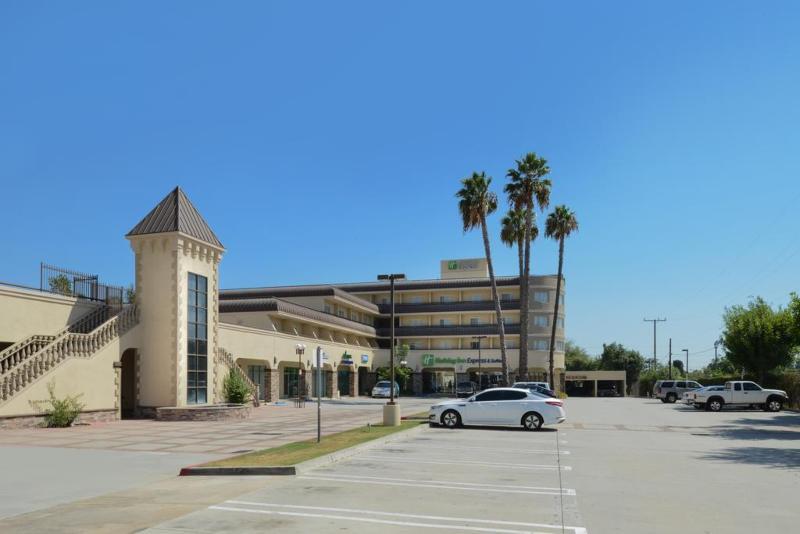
[422,369,455,395]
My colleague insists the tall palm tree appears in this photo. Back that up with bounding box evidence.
[545,205,579,392]
[505,153,551,381]
[457,172,509,385]
[500,208,539,298]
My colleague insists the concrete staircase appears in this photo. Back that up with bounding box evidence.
[0,305,139,404]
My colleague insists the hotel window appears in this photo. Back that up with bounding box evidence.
[556,340,565,351]
[469,294,483,302]
[557,317,564,328]
[439,295,455,303]
[469,317,481,326]
[324,304,331,314]
[534,291,550,303]
[380,297,389,304]
[408,340,421,349]
[501,293,513,301]
[533,339,549,350]
[439,318,453,326]
[187,273,208,404]
[534,315,548,327]
[409,318,425,326]
[408,295,424,304]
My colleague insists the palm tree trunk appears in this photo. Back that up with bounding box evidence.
[517,237,524,284]
[548,237,565,392]
[480,216,508,385]
[519,202,533,381]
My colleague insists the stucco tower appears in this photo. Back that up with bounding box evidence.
[126,187,224,408]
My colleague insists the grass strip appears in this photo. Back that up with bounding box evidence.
[204,418,426,468]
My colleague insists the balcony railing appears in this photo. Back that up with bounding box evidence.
[377,299,520,315]
[376,323,520,338]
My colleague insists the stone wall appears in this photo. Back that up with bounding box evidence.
[0,409,117,430]
[155,404,250,422]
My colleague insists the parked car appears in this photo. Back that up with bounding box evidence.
[693,381,789,412]
[653,380,704,403]
[456,381,477,398]
[512,381,557,398]
[429,387,566,430]
[683,385,724,405]
[597,385,621,397]
[371,381,400,398]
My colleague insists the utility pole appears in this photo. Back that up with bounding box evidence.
[668,338,672,379]
[713,339,720,365]
[643,318,666,372]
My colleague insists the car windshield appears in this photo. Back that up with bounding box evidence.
[375,382,391,387]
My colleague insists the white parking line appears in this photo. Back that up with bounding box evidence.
[300,473,574,493]
[218,502,587,533]
[298,474,576,496]
[359,455,571,470]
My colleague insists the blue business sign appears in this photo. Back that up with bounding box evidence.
[361,354,369,364]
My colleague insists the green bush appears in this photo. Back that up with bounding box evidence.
[775,372,800,409]
[223,369,252,404]
[36,381,84,427]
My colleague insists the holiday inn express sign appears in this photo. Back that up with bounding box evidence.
[421,353,502,367]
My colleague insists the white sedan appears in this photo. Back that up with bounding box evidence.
[429,387,566,431]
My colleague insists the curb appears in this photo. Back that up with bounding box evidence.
[179,421,428,477]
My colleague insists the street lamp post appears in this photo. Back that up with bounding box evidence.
[472,335,487,392]
[295,343,306,408]
[378,273,405,426]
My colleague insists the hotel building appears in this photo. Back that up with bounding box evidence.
[0,188,564,426]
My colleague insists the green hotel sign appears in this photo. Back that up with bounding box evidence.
[447,260,458,270]
[421,353,502,367]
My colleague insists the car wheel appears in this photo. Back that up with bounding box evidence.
[666,393,677,403]
[441,410,461,428]
[707,398,724,412]
[522,412,543,431]
[659,398,668,403]
[765,397,783,412]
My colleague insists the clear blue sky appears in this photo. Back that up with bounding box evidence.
[2,1,799,367]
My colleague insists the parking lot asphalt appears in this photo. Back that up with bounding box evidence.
[145,397,800,534]
[146,424,583,534]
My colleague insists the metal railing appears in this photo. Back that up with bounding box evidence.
[40,263,126,305]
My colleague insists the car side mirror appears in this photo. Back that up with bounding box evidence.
[469,398,475,402]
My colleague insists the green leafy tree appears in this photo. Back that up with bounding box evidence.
[672,360,685,375]
[565,340,597,371]
[457,172,508,384]
[49,274,72,296]
[722,296,797,383]
[599,342,645,393]
[545,206,578,391]
[505,153,551,380]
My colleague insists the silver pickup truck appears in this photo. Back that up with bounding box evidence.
[693,381,788,412]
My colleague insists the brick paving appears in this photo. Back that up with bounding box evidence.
[0,398,439,456]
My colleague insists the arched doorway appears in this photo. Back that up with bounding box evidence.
[120,348,137,419]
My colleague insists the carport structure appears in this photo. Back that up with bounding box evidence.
[565,370,626,397]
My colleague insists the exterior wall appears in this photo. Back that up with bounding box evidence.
[0,284,100,343]
[129,232,223,408]
[372,347,564,378]
[219,322,376,397]
[0,323,140,418]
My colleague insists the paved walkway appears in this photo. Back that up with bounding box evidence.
[0,397,441,455]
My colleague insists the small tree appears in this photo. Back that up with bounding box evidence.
[565,340,597,371]
[722,296,797,383]
[223,369,251,404]
[599,342,645,394]
[33,381,84,427]
[672,360,685,375]
[49,274,72,296]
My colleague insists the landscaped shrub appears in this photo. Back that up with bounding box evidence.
[223,369,252,404]
[775,372,800,409]
[36,381,84,427]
